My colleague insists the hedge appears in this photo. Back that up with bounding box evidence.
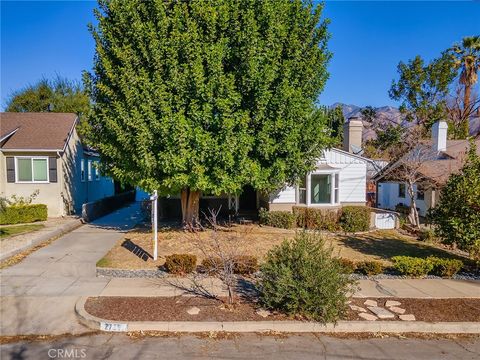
[164,254,197,274]
[293,207,341,231]
[0,204,48,225]
[258,208,296,229]
[339,206,371,233]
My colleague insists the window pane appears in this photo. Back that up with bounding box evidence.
[335,173,339,188]
[311,174,331,204]
[17,158,32,181]
[33,159,48,181]
[335,189,339,203]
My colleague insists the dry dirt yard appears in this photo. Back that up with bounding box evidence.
[97,224,467,270]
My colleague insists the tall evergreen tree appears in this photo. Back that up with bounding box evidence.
[83,0,331,225]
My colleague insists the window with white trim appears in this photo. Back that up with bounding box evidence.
[95,161,100,181]
[15,157,48,183]
[87,160,92,181]
[334,173,339,203]
[298,176,307,204]
[80,159,85,182]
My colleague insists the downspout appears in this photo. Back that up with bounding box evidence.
[57,151,64,216]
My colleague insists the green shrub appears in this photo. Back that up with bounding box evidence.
[0,204,48,225]
[428,257,463,278]
[258,231,356,323]
[164,254,197,274]
[335,258,357,274]
[339,206,371,233]
[419,228,437,243]
[258,208,296,229]
[356,260,384,275]
[292,207,341,231]
[391,256,433,277]
[233,255,259,275]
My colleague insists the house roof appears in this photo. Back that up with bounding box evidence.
[374,139,480,186]
[0,112,77,151]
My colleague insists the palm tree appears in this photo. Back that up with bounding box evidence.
[450,36,480,136]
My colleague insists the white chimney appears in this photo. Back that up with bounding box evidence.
[343,117,363,153]
[432,120,447,152]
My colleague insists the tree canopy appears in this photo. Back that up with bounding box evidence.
[389,53,456,133]
[83,0,332,224]
[429,140,480,261]
[6,76,89,116]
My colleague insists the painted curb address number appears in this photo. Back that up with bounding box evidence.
[100,322,128,332]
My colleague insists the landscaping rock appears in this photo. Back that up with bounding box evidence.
[358,312,377,321]
[385,300,401,307]
[349,305,367,313]
[364,300,377,307]
[367,306,395,319]
[399,314,416,321]
[187,307,200,315]
[256,309,271,318]
[389,306,406,315]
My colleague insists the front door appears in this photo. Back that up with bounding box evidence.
[239,185,257,211]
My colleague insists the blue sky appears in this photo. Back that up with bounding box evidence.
[1,1,479,110]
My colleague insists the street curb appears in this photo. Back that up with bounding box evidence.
[0,219,83,262]
[74,297,480,334]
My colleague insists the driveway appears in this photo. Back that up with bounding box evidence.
[0,202,142,336]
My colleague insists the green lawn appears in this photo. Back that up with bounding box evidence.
[0,224,45,239]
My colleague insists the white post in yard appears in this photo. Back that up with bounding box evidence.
[150,190,158,261]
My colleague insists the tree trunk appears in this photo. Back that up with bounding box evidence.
[462,84,471,137]
[407,182,420,228]
[180,188,200,228]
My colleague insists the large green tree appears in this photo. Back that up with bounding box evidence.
[6,76,89,116]
[430,140,480,261]
[389,53,456,134]
[84,0,331,225]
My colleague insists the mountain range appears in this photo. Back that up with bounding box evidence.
[329,103,480,139]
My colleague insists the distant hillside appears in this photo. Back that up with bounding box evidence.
[329,103,480,139]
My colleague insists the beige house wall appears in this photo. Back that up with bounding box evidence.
[0,150,64,217]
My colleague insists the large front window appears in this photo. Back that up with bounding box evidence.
[16,157,48,183]
[311,174,331,204]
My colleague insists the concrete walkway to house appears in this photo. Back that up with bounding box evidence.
[0,201,143,336]
[0,217,82,262]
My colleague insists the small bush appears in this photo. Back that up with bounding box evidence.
[164,254,197,274]
[293,207,341,231]
[259,208,296,229]
[419,228,437,243]
[200,257,222,274]
[233,255,259,275]
[335,258,357,274]
[339,206,371,233]
[0,204,48,225]
[258,231,356,323]
[428,257,463,278]
[356,260,384,275]
[391,256,433,277]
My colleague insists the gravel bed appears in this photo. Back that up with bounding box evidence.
[96,268,167,278]
[349,272,480,281]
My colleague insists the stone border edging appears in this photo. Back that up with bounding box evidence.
[96,267,167,278]
[74,297,480,334]
[0,219,83,262]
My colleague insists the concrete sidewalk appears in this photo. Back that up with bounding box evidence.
[95,276,480,299]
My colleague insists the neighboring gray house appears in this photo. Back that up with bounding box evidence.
[0,112,115,217]
[374,120,480,217]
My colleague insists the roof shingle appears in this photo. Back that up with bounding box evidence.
[0,112,77,151]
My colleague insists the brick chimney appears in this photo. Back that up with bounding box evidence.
[432,120,447,152]
[343,117,363,153]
